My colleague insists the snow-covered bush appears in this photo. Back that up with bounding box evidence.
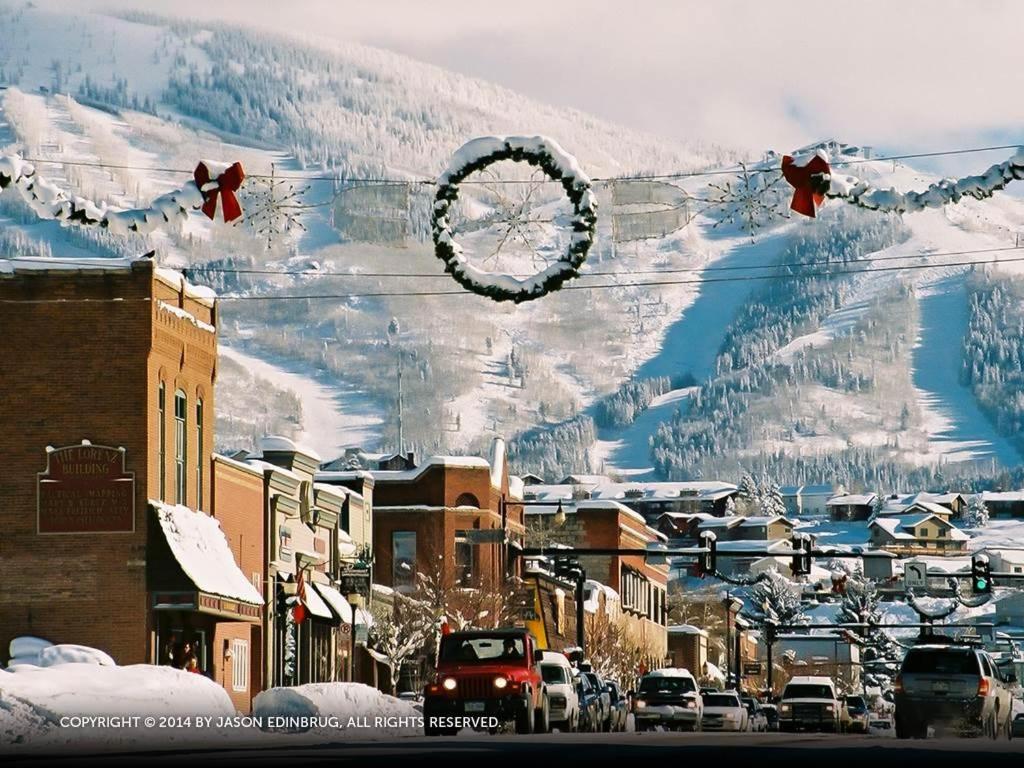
[963,496,990,528]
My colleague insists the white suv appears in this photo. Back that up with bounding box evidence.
[778,676,842,733]
[540,651,580,732]
[633,668,703,732]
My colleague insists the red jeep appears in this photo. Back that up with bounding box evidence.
[423,628,550,735]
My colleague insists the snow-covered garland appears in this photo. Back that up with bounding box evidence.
[0,155,245,234]
[432,135,598,303]
[786,146,1024,216]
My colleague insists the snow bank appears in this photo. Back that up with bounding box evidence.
[38,645,116,668]
[0,664,235,752]
[254,683,419,739]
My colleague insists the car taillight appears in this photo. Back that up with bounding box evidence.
[978,678,990,697]
[893,675,903,694]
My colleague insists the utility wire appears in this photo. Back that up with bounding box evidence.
[2,250,1022,303]
[175,245,1022,280]
[18,142,1023,186]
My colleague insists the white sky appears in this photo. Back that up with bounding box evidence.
[76,0,1024,172]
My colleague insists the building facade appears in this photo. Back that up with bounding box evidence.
[0,257,263,706]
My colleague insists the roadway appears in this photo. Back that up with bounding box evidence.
[10,731,1024,767]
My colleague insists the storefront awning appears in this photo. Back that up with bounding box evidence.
[312,582,353,624]
[303,578,335,622]
[150,501,264,622]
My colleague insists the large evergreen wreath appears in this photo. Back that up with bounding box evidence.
[432,136,598,303]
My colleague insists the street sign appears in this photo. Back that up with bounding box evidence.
[743,662,763,676]
[904,560,928,590]
[339,568,371,597]
[464,529,506,544]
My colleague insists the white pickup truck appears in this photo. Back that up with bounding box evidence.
[777,676,842,733]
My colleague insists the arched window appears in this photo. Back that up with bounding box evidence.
[174,389,187,504]
[158,382,166,501]
[455,493,480,508]
[195,397,204,511]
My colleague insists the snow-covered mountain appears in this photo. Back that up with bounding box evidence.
[1,3,1022,487]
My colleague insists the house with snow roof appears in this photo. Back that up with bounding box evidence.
[826,492,877,521]
[696,515,796,542]
[523,477,739,521]
[982,491,1024,519]
[868,512,969,556]
[779,484,842,517]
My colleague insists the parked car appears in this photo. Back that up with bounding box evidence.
[540,651,579,732]
[633,668,703,732]
[702,691,748,732]
[761,703,780,731]
[742,696,768,732]
[868,714,895,736]
[1012,713,1024,739]
[894,642,1015,739]
[582,670,612,731]
[778,676,842,733]
[844,695,870,734]
[605,680,629,732]
[423,628,549,736]
[575,671,602,733]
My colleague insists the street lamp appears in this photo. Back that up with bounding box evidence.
[723,595,743,689]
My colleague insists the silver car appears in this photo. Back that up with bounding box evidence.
[894,643,1016,739]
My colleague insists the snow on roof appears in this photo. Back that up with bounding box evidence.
[667,624,708,637]
[644,667,696,679]
[0,254,139,274]
[698,517,743,529]
[526,480,737,502]
[155,265,217,306]
[980,548,1024,564]
[903,501,953,517]
[156,300,215,334]
[212,452,265,477]
[870,514,969,541]
[737,515,793,527]
[151,500,264,604]
[370,454,491,482]
[983,491,1024,502]
[314,583,354,624]
[243,459,303,483]
[259,435,321,462]
[316,469,375,482]
[827,493,877,506]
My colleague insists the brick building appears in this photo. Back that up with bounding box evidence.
[525,499,669,661]
[0,256,263,707]
[367,439,524,593]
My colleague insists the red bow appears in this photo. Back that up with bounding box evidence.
[193,161,245,222]
[782,153,831,218]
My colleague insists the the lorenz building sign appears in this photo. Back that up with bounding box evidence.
[37,442,135,534]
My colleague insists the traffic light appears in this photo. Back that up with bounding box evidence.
[790,533,812,576]
[698,531,717,578]
[972,554,992,595]
[554,556,583,582]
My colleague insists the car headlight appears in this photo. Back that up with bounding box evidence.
[724,713,735,720]
[685,700,696,708]
[780,703,791,713]
[635,700,647,710]
[442,677,457,691]
[825,704,834,712]
[493,676,508,690]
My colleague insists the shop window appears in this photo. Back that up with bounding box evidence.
[393,531,416,592]
[196,398,204,511]
[231,639,249,692]
[158,382,166,501]
[174,390,187,504]
[455,531,474,584]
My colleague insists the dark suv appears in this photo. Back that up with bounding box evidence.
[894,643,1016,739]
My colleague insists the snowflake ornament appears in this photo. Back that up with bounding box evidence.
[706,163,789,238]
[241,164,310,249]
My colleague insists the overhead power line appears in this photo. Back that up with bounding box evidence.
[177,245,1022,280]
[2,248,1022,303]
[17,142,1023,186]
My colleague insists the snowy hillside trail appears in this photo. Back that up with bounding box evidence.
[592,227,794,476]
[219,345,385,460]
[912,276,1021,467]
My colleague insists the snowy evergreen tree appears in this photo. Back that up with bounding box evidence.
[738,473,759,502]
[748,571,807,626]
[837,578,901,692]
[963,496,990,528]
[757,475,787,517]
